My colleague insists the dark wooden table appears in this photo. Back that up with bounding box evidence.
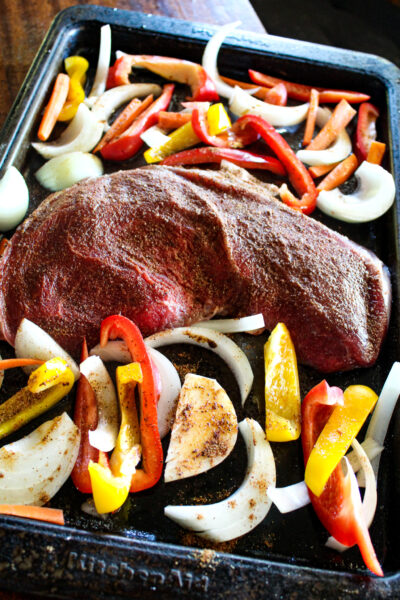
[0,2,265,599]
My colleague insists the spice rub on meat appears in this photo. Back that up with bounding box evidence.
[0,164,391,372]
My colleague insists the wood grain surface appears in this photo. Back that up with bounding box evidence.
[0,3,264,599]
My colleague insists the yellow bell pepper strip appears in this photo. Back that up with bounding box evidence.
[305,384,378,497]
[37,73,70,141]
[144,120,200,164]
[264,323,301,442]
[206,102,231,136]
[0,357,74,440]
[302,380,383,577]
[58,56,89,122]
[109,362,143,477]
[88,458,131,514]
[100,315,163,493]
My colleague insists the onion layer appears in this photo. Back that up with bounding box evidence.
[88,24,112,98]
[0,166,29,231]
[193,313,265,333]
[35,152,103,191]
[202,21,241,99]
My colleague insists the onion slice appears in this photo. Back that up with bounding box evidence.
[202,21,241,99]
[296,107,352,166]
[192,313,265,334]
[0,166,29,232]
[32,103,103,159]
[145,326,254,405]
[88,24,112,98]
[140,125,170,148]
[230,85,309,127]
[165,418,276,542]
[35,152,103,191]
[91,83,162,126]
[80,356,119,452]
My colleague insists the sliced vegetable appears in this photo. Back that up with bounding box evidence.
[308,162,339,179]
[193,313,265,333]
[165,418,276,542]
[206,102,231,135]
[248,70,370,104]
[0,358,43,370]
[37,73,70,141]
[144,120,200,164]
[367,141,386,165]
[100,84,174,161]
[158,110,192,130]
[58,56,89,121]
[230,85,309,127]
[297,107,352,167]
[316,153,358,192]
[201,21,241,99]
[100,315,163,493]
[140,124,170,148]
[80,355,119,453]
[0,166,29,232]
[302,89,319,146]
[90,84,161,127]
[88,460,131,514]
[165,374,237,482]
[236,114,318,214]
[15,318,79,379]
[0,505,64,525]
[88,24,112,99]
[317,160,395,223]
[32,103,103,159]
[304,384,378,497]
[219,75,269,100]
[264,323,300,442]
[264,83,288,106]
[35,151,104,191]
[0,358,74,440]
[355,102,379,162]
[0,412,80,506]
[145,326,254,405]
[305,99,356,151]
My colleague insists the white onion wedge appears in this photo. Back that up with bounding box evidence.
[15,318,79,379]
[229,85,309,127]
[193,313,265,334]
[88,24,112,98]
[80,356,119,452]
[35,152,103,191]
[317,160,395,223]
[89,340,181,439]
[32,103,103,159]
[91,83,162,126]
[164,374,237,482]
[145,326,254,405]
[202,21,241,99]
[140,125,170,148]
[0,412,80,505]
[0,166,29,231]
[165,418,275,542]
[296,107,352,166]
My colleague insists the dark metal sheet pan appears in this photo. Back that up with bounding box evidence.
[0,5,400,599]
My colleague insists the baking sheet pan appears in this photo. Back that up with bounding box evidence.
[0,5,400,599]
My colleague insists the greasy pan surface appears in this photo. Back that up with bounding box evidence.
[0,5,400,599]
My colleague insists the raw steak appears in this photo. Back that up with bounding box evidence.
[0,164,391,372]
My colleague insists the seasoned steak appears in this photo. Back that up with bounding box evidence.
[0,164,391,372]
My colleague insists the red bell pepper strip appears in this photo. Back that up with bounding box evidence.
[71,339,99,493]
[236,114,318,214]
[191,108,259,149]
[248,69,370,104]
[100,315,163,493]
[106,55,219,101]
[161,146,286,175]
[264,83,288,106]
[100,84,174,161]
[106,55,135,89]
[302,380,383,577]
[354,102,380,163]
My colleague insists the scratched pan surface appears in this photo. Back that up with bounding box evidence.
[0,5,400,600]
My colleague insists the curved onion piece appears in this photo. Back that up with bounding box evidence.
[165,418,275,542]
[15,318,79,379]
[192,313,265,334]
[140,125,170,148]
[32,103,103,159]
[202,21,241,99]
[0,412,80,505]
[35,152,103,191]
[230,85,309,127]
[296,107,352,166]
[0,166,29,231]
[88,24,112,98]
[89,340,181,439]
[317,161,395,223]
[91,83,162,125]
[80,356,119,452]
[145,326,254,404]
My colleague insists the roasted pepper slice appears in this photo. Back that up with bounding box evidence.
[264,323,300,442]
[0,358,74,440]
[144,120,200,164]
[355,102,380,163]
[58,56,89,122]
[88,460,131,514]
[206,103,231,136]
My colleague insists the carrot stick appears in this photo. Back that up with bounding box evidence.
[220,75,271,100]
[38,73,70,141]
[93,94,154,153]
[303,89,319,146]
[0,237,9,258]
[306,99,356,151]
[0,505,64,525]
[309,162,340,179]
[367,141,386,165]
[317,154,358,191]
[0,358,44,370]
[157,111,192,130]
